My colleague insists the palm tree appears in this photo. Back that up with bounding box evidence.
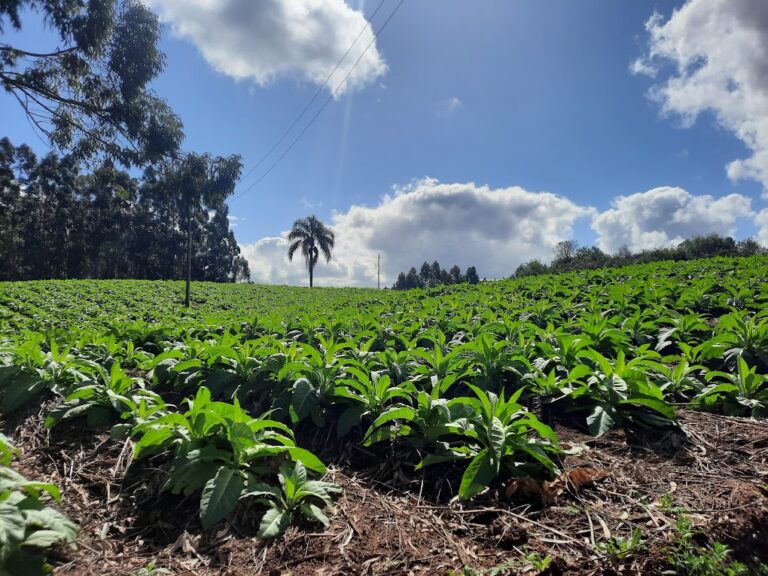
[287,215,335,287]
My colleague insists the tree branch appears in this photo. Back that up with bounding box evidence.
[0,45,79,58]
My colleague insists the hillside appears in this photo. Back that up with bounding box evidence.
[1,257,767,575]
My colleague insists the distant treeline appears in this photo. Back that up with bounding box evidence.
[515,235,767,278]
[392,261,480,290]
[0,138,249,282]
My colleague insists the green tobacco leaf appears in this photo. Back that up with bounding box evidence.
[1,548,50,576]
[0,502,26,562]
[337,406,365,439]
[164,446,223,495]
[133,427,176,459]
[1,374,47,413]
[622,396,676,420]
[21,508,77,547]
[285,447,326,474]
[0,469,61,501]
[291,379,316,420]
[487,417,506,462]
[300,503,329,528]
[458,449,496,500]
[520,415,559,447]
[257,507,291,539]
[200,466,245,529]
[369,406,416,431]
[587,405,618,437]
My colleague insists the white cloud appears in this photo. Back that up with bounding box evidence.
[633,0,768,194]
[148,0,388,95]
[756,209,768,246]
[239,178,594,286]
[592,186,754,253]
[437,96,463,117]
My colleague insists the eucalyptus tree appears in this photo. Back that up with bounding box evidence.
[287,216,335,288]
[466,266,480,285]
[143,152,242,305]
[0,0,183,165]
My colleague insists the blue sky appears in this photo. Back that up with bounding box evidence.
[2,0,767,285]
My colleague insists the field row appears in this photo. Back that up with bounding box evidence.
[1,256,767,573]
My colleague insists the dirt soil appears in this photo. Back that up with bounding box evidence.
[8,408,768,576]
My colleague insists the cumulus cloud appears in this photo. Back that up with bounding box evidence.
[592,186,753,253]
[239,178,594,286]
[633,0,768,194]
[148,0,387,95]
[756,209,768,246]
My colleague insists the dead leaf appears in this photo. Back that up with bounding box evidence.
[505,476,545,501]
[565,467,610,492]
[506,468,610,506]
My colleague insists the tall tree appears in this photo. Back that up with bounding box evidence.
[419,261,432,286]
[465,266,480,285]
[151,153,242,306]
[430,260,442,285]
[0,138,248,282]
[287,215,335,288]
[405,267,420,289]
[1,0,183,165]
[449,265,462,284]
[553,240,578,264]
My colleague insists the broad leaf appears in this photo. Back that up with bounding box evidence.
[257,507,291,539]
[200,466,245,529]
[458,449,496,500]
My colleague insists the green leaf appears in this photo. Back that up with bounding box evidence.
[336,406,364,438]
[199,466,245,529]
[164,446,224,495]
[257,507,291,539]
[519,415,559,447]
[21,508,77,546]
[240,482,282,502]
[458,449,496,500]
[300,503,329,528]
[1,548,49,576]
[487,417,506,462]
[133,427,176,459]
[291,379,316,420]
[0,469,61,501]
[1,375,47,413]
[587,405,618,437]
[369,406,416,430]
[285,447,326,474]
[0,502,26,562]
[621,396,676,420]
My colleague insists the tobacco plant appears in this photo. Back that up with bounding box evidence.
[0,435,78,575]
[132,387,326,528]
[241,460,340,539]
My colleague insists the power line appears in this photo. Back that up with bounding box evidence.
[231,0,405,202]
[238,0,388,187]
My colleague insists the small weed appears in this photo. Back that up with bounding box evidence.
[596,527,645,560]
[664,516,756,576]
[134,561,171,576]
[658,492,683,516]
[449,555,546,576]
[524,551,552,572]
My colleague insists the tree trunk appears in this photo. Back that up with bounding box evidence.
[309,261,314,288]
[184,200,192,307]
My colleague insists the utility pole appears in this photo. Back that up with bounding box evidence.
[377,254,380,289]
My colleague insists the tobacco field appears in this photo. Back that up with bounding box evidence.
[1,256,767,575]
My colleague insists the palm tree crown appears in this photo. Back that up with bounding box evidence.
[287,215,335,287]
